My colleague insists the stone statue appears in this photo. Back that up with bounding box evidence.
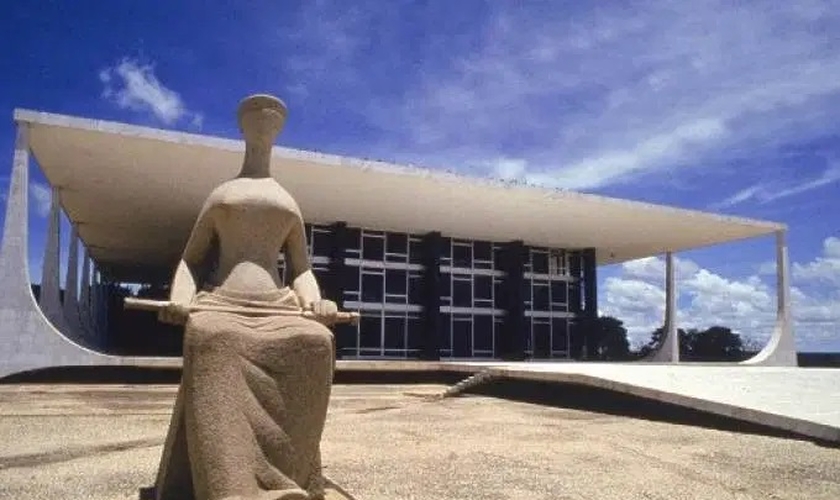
[149,94,354,500]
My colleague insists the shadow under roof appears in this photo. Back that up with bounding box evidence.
[14,109,784,283]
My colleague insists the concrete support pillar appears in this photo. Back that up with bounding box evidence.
[581,248,598,359]
[0,122,111,378]
[743,230,797,366]
[62,226,84,337]
[568,251,584,359]
[327,221,351,358]
[92,268,104,345]
[642,251,680,363]
[498,240,526,361]
[420,231,443,361]
[38,188,68,331]
[79,249,93,337]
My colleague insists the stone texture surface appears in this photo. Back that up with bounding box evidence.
[154,94,344,500]
[1,383,839,500]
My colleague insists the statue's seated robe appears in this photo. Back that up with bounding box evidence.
[155,286,335,500]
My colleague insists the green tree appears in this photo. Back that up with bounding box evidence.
[590,316,631,361]
[640,325,745,361]
[639,326,696,359]
[688,326,744,361]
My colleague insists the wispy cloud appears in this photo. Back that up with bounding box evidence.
[99,57,203,128]
[712,162,840,209]
[29,182,51,218]
[278,0,840,191]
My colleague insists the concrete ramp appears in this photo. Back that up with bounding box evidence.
[447,361,840,444]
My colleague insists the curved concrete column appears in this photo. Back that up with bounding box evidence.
[91,268,107,347]
[79,249,93,338]
[38,187,71,333]
[0,121,178,379]
[62,226,85,339]
[742,230,797,366]
[640,252,679,363]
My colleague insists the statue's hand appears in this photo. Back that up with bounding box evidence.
[158,301,190,326]
[308,299,339,325]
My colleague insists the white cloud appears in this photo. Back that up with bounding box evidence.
[99,57,202,128]
[713,162,840,209]
[29,182,52,218]
[280,1,840,191]
[792,236,840,286]
[603,236,840,351]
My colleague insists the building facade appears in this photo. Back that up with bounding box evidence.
[278,223,598,361]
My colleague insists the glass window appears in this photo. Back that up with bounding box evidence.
[452,317,472,357]
[440,273,451,300]
[384,316,406,349]
[409,237,423,264]
[440,238,452,258]
[532,251,549,274]
[345,227,361,254]
[453,278,472,307]
[361,272,384,303]
[549,250,565,275]
[385,269,407,295]
[344,265,360,292]
[359,314,382,349]
[474,241,492,262]
[408,274,424,305]
[493,245,505,270]
[386,232,408,255]
[362,236,384,261]
[494,279,505,309]
[452,243,472,268]
[439,313,452,351]
[313,268,330,289]
[522,282,532,304]
[474,275,492,301]
[533,283,550,311]
[533,322,551,357]
[473,315,493,352]
[552,318,569,352]
[385,253,406,264]
[551,281,567,305]
[312,230,331,258]
[407,317,424,352]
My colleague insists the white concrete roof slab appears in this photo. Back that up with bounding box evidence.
[14,109,784,282]
[449,361,840,443]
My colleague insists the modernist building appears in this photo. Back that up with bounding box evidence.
[284,222,593,360]
[0,109,798,378]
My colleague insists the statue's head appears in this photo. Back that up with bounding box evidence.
[237,94,288,145]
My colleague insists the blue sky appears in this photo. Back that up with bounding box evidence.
[1,1,839,351]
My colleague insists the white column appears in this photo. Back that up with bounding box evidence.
[91,267,99,343]
[38,188,67,330]
[776,230,792,337]
[0,122,107,378]
[63,226,84,334]
[641,251,679,363]
[742,230,797,365]
[665,251,679,362]
[79,249,93,337]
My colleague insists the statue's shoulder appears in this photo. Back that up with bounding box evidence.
[200,182,235,210]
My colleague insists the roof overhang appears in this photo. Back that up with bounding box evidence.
[13,109,785,283]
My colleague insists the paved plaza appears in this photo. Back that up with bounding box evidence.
[1,382,839,500]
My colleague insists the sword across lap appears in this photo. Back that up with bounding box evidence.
[123,297,361,325]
